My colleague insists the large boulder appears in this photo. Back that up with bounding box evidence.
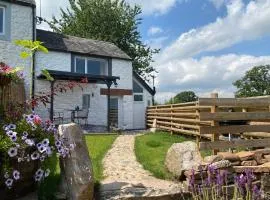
[165,141,202,179]
[58,123,94,200]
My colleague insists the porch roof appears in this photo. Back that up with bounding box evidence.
[37,70,120,84]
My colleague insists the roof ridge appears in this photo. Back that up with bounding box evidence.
[37,29,119,48]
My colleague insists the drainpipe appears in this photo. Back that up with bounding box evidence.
[31,5,36,110]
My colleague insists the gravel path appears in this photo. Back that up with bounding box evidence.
[100,135,185,199]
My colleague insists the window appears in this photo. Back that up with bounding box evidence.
[133,81,143,93]
[133,80,143,102]
[82,94,90,109]
[0,7,5,35]
[75,57,108,75]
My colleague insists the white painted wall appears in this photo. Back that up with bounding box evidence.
[0,2,33,97]
[35,52,134,129]
[111,59,133,129]
[133,77,153,129]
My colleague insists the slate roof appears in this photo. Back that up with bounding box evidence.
[37,29,132,60]
[2,0,36,6]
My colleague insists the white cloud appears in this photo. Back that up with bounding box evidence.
[154,0,270,103]
[148,26,163,36]
[158,0,270,63]
[126,0,189,15]
[145,36,169,49]
[208,0,226,9]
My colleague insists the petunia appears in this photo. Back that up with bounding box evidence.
[38,145,46,153]
[4,172,9,179]
[44,169,50,177]
[8,147,18,157]
[25,139,35,146]
[35,169,44,179]
[23,131,28,137]
[5,178,13,188]
[8,124,16,130]
[31,151,40,160]
[46,146,52,156]
[55,140,62,147]
[13,170,20,180]
[42,138,50,147]
[34,175,42,182]
[10,135,17,142]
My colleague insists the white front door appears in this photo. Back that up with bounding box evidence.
[133,102,145,129]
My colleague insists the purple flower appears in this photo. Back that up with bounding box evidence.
[13,170,20,180]
[25,139,34,146]
[46,146,52,156]
[55,140,62,147]
[6,130,15,137]
[44,169,50,177]
[8,124,16,130]
[34,169,44,182]
[252,185,261,199]
[42,138,50,147]
[5,178,13,188]
[10,135,17,142]
[35,169,44,177]
[31,151,40,160]
[23,131,28,137]
[4,172,9,179]
[8,147,18,157]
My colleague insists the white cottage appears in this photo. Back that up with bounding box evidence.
[0,0,155,130]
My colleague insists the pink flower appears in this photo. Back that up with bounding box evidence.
[33,115,42,125]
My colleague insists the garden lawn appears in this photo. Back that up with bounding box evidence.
[85,134,118,183]
[39,134,117,199]
[135,132,211,180]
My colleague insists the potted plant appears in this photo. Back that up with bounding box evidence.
[0,113,75,199]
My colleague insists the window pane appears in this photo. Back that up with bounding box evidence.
[75,58,85,73]
[0,8,4,34]
[87,60,101,75]
[133,81,143,93]
[82,94,90,109]
[134,95,143,101]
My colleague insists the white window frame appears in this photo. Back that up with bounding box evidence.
[0,6,5,35]
[74,56,108,75]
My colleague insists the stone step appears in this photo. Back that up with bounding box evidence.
[99,182,191,200]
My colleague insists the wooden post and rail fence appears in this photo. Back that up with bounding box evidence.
[146,93,270,154]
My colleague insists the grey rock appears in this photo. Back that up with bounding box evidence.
[58,123,94,200]
[210,160,232,169]
[165,141,202,178]
[204,155,223,164]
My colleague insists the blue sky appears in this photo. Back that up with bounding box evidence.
[37,0,270,103]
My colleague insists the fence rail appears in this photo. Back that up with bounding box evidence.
[147,93,270,154]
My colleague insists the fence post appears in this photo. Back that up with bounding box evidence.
[196,106,200,146]
[211,93,219,155]
[170,104,173,135]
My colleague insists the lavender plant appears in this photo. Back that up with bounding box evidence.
[188,165,262,200]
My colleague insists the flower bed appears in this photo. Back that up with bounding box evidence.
[184,150,270,199]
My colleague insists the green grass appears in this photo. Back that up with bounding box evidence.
[38,134,117,199]
[85,134,118,183]
[135,132,192,180]
[135,132,212,180]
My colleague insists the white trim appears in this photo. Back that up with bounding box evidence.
[0,6,5,35]
[74,56,108,75]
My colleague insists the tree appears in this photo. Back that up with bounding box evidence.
[233,65,270,97]
[48,0,159,79]
[166,91,198,104]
